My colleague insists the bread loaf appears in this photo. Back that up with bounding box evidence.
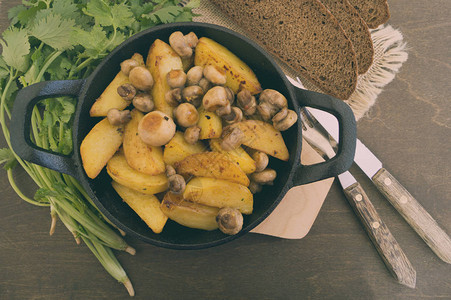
[320,0,374,74]
[347,0,390,28]
[210,0,358,100]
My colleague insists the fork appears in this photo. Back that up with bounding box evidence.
[300,108,416,288]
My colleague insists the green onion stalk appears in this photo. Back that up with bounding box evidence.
[0,52,136,295]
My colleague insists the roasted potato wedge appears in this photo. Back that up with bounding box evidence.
[123,109,165,175]
[90,72,130,117]
[197,106,222,139]
[194,37,262,95]
[229,120,289,161]
[107,152,168,195]
[175,152,249,186]
[146,39,183,117]
[160,192,219,231]
[209,139,256,174]
[90,53,144,117]
[112,181,167,233]
[163,131,205,166]
[183,177,253,214]
[80,118,124,179]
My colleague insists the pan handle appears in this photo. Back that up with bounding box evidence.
[292,87,356,186]
[10,80,85,179]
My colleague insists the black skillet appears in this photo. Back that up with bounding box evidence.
[10,23,356,249]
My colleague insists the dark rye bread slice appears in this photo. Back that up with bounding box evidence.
[320,0,374,74]
[347,0,390,29]
[210,0,358,100]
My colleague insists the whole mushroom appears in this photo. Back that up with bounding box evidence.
[257,89,287,121]
[184,126,201,144]
[273,109,298,131]
[237,89,257,116]
[129,66,154,91]
[216,207,243,235]
[202,86,228,111]
[252,151,269,172]
[203,65,227,85]
[117,83,136,101]
[198,78,212,92]
[168,174,186,194]
[120,59,140,76]
[133,93,154,113]
[169,31,192,58]
[225,87,235,104]
[248,181,262,194]
[138,111,176,146]
[185,32,199,48]
[166,69,187,89]
[165,88,182,106]
[251,169,277,185]
[107,109,132,126]
[222,107,243,124]
[216,102,232,117]
[182,86,204,107]
[186,66,204,86]
[165,165,176,177]
[173,103,199,127]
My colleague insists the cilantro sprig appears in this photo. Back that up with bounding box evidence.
[0,0,199,296]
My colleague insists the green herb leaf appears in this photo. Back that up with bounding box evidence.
[29,14,76,50]
[0,148,17,170]
[142,6,184,24]
[83,0,133,28]
[0,28,30,72]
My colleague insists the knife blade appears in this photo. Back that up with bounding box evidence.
[308,106,451,264]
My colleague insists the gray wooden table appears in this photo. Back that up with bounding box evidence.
[0,1,450,299]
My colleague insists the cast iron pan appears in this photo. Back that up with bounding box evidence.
[10,23,356,249]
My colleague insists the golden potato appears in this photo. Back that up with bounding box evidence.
[89,72,130,117]
[146,39,183,117]
[197,106,222,140]
[80,118,124,179]
[209,139,256,174]
[160,192,219,231]
[183,177,253,214]
[107,152,168,195]
[163,131,206,166]
[112,181,167,233]
[229,120,289,161]
[194,37,262,95]
[123,109,165,175]
[175,152,249,186]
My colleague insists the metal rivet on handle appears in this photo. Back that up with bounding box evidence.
[355,194,363,201]
[372,222,380,229]
[384,178,392,186]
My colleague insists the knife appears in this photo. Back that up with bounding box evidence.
[308,106,451,264]
[300,109,416,288]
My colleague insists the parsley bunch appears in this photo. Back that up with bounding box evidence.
[0,0,199,296]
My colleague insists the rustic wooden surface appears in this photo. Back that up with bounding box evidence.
[1,1,450,299]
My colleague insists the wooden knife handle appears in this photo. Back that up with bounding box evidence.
[372,168,451,264]
[344,181,416,288]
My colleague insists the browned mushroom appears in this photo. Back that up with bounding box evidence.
[184,126,201,144]
[257,89,288,121]
[221,126,245,151]
[252,151,269,173]
[216,207,243,235]
[182,85,204,107]
[173,103,199,127]
[166,69,187,89]
[222,107,243,124]
[202,86,228,111]
[138,111,176,146]
[107,109,132,126]
[203,65,227,85]
[129,66,154,91]
[273,109,298,131]
[237,89,257,116]
[117,83,136,101]
[165,88,182,106]
[132,93,154,113]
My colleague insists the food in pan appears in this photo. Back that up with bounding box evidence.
[80,31,298,235]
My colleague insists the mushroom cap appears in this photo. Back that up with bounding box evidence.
[138,111,176,146]
[252,151,269,173]
[216,207,243,235]
[174,103,199,127]
[129,66,154,91]
[185,32,199,48]
[203,65,227,85]
[182,85,204,107]
[250,169,277,184]
[133,93,154,113]
[186,66,204,86]
[184,125,201,144]
[274,109,298,131]
[169,31,192,58]
[167,69,187,89]
[259,89,288,108]
[120,59,140,76]
[202,86,228,111]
